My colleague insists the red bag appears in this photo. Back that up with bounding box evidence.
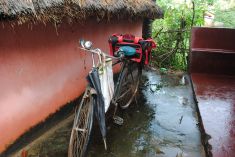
[108,34,156,65]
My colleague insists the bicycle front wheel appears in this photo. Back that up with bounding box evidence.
[115,61,142,109]
[68,87,94,157]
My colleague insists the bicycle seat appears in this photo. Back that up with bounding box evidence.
[119,46,136,56]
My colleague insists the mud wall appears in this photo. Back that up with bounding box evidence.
[0,19,143,152]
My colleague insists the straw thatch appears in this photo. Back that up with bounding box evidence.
[0,0,163,24]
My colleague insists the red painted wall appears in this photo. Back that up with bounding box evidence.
[190,27,235,75]
[0,19,143,152]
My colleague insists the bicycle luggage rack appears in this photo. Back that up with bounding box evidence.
[109,34,143,63]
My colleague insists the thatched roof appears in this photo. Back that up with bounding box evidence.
[0,0,163,24]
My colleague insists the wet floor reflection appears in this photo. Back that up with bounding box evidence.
[16,70,205,157]
[87,70,205,157]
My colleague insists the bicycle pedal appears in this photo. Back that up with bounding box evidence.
[113,116,124,125]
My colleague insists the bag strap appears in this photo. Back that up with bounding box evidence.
[97,49,103,67]
[97,50,108,72]
[118,36,123,43]
[134,37,141,44]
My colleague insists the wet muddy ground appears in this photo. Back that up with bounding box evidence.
[87,70,205,157]
[13,70,205,157]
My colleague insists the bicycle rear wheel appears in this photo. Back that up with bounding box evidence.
[68,87,94,157]
[115,61,142,109]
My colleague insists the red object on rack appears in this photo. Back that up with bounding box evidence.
[108,34,156,65]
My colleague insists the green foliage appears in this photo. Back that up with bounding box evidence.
[214,7,235,28]
[151,0,207,70]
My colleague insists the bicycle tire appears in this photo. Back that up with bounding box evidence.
[68,87,94,157]
[115,61,142,109]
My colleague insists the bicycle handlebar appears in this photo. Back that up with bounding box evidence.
[80,47,123,60]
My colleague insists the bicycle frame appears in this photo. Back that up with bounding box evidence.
[80,46,132,110]
[78,41,142,149]
[69,38,152,156]
[80,43,142,110]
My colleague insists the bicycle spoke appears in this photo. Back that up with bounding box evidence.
[121,81,129,87]
[130,67,135,82]
[116,88,132,101]
[68,88,94,157]
[115,62,142,109]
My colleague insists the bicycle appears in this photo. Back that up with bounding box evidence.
[68,35,156,157]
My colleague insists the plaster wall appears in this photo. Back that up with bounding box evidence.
[0,19,143,152]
